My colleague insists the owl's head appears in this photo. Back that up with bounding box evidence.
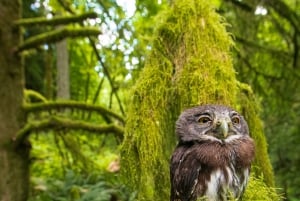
[176,105,249,143]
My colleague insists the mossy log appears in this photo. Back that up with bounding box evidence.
[121,0,279,200]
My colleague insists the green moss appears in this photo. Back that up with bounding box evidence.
[18,27,100,52]
[15,12,97,26]
[238,83,275,187]
[121,0,279,200]
[243,176,282,201]
[24,89,47,103]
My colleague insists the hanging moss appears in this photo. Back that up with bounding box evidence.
[121,0,279,200]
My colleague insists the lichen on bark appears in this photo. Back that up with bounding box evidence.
[121,0,279,200]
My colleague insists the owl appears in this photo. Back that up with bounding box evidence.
[170,105,255,201]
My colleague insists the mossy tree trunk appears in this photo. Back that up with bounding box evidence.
[0,0,30,201]
[121,0,278,200]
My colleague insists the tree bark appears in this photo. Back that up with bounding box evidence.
[0,0,30,201]
[44,50,53,99]
[56,26,70,100]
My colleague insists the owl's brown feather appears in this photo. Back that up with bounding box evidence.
[170,105,255,201]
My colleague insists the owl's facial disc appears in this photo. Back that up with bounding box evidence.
[213,112,242,140]
[176,105,249,143]
[196,110,241,140]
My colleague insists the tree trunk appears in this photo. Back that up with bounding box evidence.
[121,0,277,200]
[0,0,30,201]
[56,25,70,100]
[44,50,53,99]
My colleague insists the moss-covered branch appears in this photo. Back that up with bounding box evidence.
[17,27,100,52]
[15,116,124,147]
[15,12,98,26]
[24,89,48,103]
[23,101,125,123]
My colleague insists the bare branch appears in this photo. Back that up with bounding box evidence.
[224,0,254,12]
[235,36,290,57]
[265,0,300,33]
[88,37,126,115]
[56,0,76,14]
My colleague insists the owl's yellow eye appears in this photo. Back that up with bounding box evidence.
[231,116,240,124]
[198,116,212,124]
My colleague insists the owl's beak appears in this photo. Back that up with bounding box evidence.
[216,119,229,138]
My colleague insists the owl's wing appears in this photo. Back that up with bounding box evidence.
[170,144,204,201]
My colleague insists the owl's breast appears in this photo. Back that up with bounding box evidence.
[204,166,250,200]
[170,140,252,201]
[192,141,234,167]
[192,137,255,168]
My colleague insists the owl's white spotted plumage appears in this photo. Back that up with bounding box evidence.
[170,105,255,201]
